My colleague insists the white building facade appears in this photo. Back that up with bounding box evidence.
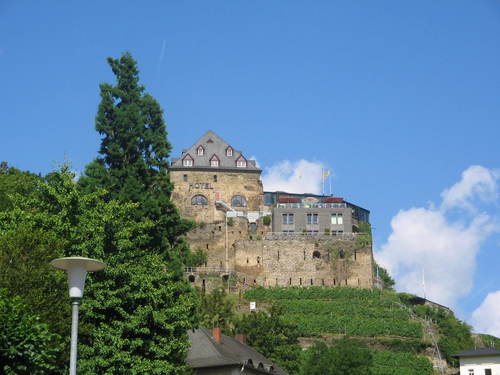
[453,349,500,375]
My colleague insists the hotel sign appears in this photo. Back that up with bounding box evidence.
[189,182,214,190]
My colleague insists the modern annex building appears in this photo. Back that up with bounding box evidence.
[170,131,374,291]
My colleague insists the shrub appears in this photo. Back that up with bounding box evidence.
[262,215,271,226]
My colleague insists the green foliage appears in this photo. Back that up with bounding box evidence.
[356,221,372,248]
[198,288,234,332]
[0,225,68,341]
[233,304,302,374]
[79,254,198,375]
[371,351,433,375]
[479,334,500,349]
[262,215,271,226]
[380,338,429,353]
[0,162,40,212]
[245,286,389,301]
[0,290,61,375]
[374,262,396,290]
[226,217,234,227]
[0,163,198,374]
[245,287,422,338]
[78,52,195,263]
[298,341,333,375]
[402,298,474,366]
[185,247,207,268]
[76,53,198,373]
[299,338,373,375]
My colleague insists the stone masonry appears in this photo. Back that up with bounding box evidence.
[171,131,375,292]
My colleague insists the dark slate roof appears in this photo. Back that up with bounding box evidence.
[186,328,288,375]
[170,130,260,172]
[452,348,500,358]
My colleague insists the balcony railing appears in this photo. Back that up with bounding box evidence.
[276,203,347,209]
[184,267,234,274]
[265,232,363,240]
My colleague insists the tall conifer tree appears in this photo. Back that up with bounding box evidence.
[78,53,197,374]
[79,52,193,262]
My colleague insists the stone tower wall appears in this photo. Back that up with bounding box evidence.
[170,169,264,224]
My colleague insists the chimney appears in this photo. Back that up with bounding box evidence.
[235,334,246,345]
[212,327,221,344]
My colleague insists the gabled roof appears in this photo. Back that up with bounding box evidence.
[452,348,500,358]
[186,328,288,375]
[170,130,260,172]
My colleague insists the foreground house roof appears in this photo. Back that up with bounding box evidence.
[452,348,500,357]
[186,328,288,375]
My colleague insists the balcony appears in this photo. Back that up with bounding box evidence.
[276,203,347,209]
[265,232,360,240]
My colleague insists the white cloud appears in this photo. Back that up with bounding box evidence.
[376,166,499,308]
[261,159,326,194]
[441,165,498,211]
[471,291,500,336]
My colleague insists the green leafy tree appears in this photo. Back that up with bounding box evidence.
[0,162,40,212]
[0,225,68,340]
[77,53,198,373]
[374,262,395,290]
[0,290,61,375]
[299,338,373,375]
[185,247,207,268]
[199,288,234,332]
[299,341,334,375]
[233,303,302,374]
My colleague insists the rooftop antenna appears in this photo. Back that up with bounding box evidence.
[329,171,332,196]
[321,168,325,196]
[422,267,426,299]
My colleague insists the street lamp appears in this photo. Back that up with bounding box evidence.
[50,257,106,375]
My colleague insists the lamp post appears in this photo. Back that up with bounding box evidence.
[50,257,106,375]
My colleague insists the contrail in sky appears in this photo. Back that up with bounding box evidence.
[157,39,167,75]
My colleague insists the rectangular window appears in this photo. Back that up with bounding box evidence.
[213,175,217,182]
[331,213,343,225]
[484,370,491,375]
[183,159,193,167]
[307,213,318,225]
[282,213,294,225]
[183,174,188,182]
[210,159,219,167]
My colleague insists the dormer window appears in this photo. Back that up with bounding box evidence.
[209,154,220,168]
[197,146,205,156]
[226,146,233,157]
[182,154,194,167]
[236,155,247,168]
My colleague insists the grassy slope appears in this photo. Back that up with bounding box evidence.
[243,286,474,375]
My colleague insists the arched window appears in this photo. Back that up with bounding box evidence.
[231,195,247,207]
[191,195,208,205]
[197,146,204,156]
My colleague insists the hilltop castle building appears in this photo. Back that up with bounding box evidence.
[170,131,375,292]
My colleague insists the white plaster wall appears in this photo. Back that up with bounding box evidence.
[460,356,500,375]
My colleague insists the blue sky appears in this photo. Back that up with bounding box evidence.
[1,1,500,332]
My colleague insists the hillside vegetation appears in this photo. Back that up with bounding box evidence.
[244,286,479,375]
